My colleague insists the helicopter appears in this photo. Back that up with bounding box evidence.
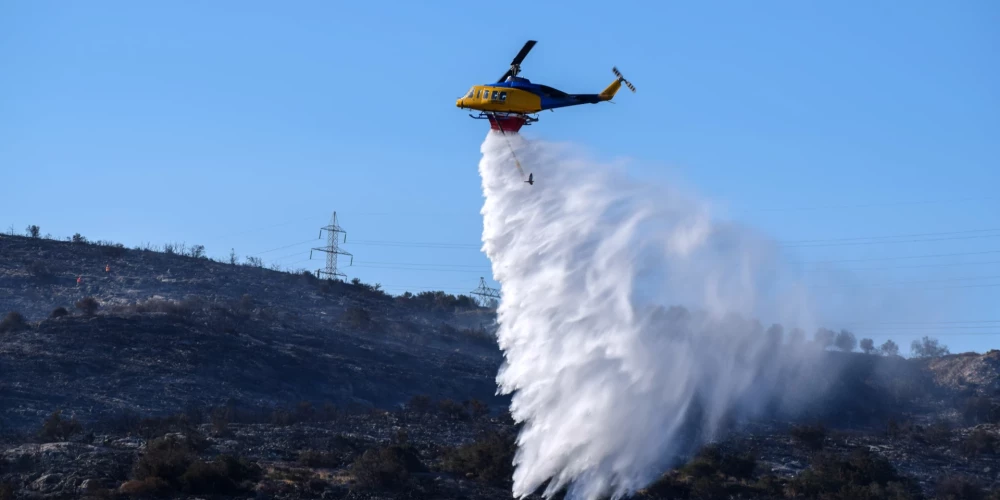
[456,40,636,134]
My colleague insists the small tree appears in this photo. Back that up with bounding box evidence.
[75,297,100,316]
[814,328,836,348]
[765,324,784,347]
[788,327,805,345]
[860,338,875,354]
[911,336,949,358]
[879,339,899,357]
[244,256,263,268]
[834,329,857,352]
[72,233,87,244]
[189,244,206,259]
[229,248,238,265]
[25,225,40,238]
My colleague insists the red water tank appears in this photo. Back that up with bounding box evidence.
[488,115,527,133]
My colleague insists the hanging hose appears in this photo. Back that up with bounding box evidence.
[493,115,527,178]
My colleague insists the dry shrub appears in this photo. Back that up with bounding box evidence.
[407,395,433,413]
[958,429,997,458]
[0,312,29,333]
[441,432,516,486]
[132,435,258,495]
[38,410,82,442]
[349,445,425,491]
[935,475,986,500]
[680,445,757,481]
[119,477,170,496]
[437,399,469,421]
[76,297,100,316]
[112,297,202,318]
[790,422,826,451]
[342,306,371,328]
[179,455,261,495]
[786,449,920,500]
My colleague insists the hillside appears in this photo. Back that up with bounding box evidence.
[0,233,503,429]
[1,233,999,499]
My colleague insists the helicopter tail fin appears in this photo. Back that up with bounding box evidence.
[599,67,636,101]
[599,79,622,101]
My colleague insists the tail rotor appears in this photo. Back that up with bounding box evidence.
[612,66,636,93]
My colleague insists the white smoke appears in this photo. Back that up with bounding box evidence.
[477,132,837,500]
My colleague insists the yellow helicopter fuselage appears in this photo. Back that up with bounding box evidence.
[457,85,543,114]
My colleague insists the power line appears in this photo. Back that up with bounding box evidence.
[784,233,1000,248]
[851,331,1000,337]
[807,259,1000,272]
[843,320,1000,326]
[780,227,1000,245]
[355,260,486,268]
[744,196,996,213]
[250,226,1000,262]
[252,238,320,255]
[806,249,1000,264]
[347,239,481,249]
[823,275,1000,287]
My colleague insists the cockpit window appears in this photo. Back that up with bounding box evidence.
[466,88,475,98]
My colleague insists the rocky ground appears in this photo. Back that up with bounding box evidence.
[2,233,1000,499]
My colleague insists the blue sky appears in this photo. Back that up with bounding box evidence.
[1,1,997,354]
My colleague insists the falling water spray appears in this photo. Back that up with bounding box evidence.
[476,131,841,500]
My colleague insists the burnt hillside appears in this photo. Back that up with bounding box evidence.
[2,233,1000,499]
[0,233,503,430]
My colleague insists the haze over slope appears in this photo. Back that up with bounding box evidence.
[475,132,898,499]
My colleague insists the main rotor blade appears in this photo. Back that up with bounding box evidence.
[511,40,537,66]
[497,68,513,83]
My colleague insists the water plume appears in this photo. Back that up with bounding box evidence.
[476,132,833,500]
